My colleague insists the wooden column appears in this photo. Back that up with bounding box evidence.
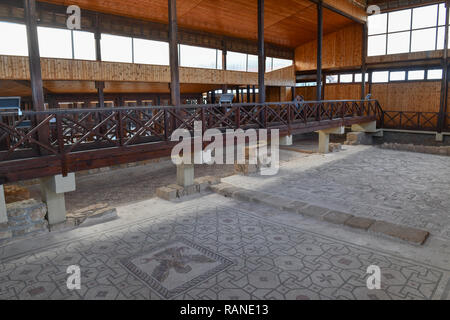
[95,81,105,108]
[258,0,265,104]
[438,2,450,133]
[94,14,105,108]
[247,85,251,103]
[24,0,49,153]
[24,0,45,112]
[361,22,368,100]
[253,85,256,103]
[316,0,323,101]
[168,0,181,107]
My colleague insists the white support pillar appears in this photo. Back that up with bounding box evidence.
[279,135,293,146]
[317,126,345,154]
[351,121,377,133]
[177,163,195,187]
[40,173,76,226]
[0,185,7,225]
[436,133,444,142]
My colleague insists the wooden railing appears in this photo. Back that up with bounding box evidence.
[0,100,380,183]
[382,111,450,132]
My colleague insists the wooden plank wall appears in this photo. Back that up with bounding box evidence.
[0,55,295,87]
[371,82,441,112]
[295,81,441,113]
[295,23,362,71]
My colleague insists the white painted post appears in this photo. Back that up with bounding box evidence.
[176,163,195,187]
[317,126,345,154]
[0,185,7,224]
[40,173,76,226]
[279,135,293,146]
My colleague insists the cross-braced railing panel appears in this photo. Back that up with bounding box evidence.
[382,111,440,131]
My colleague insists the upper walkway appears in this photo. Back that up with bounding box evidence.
[0,99,381,183]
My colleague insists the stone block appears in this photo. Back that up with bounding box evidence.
[232,190,255,202]
[345,132,373,145]
[323,211,353,225]
[369,221,429,245]
[7,199,46,220]
[234,163,259,176]
[282,200,309,213]
[260,196,293,210]
[300,205,330,219]
[4,185,30,204]
[156,186,178,201]
[219,185,241,198]
[194,176,221,192]
[344,216,375,230]
[329,143,342,153]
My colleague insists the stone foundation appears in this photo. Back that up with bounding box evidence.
[4,185,31,204]
[380,142,450,156]
[156,176,220,201]
[345,132,373,145]
[0,199,48,241]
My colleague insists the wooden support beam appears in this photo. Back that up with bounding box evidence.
[95,81,105,108]
[316,0,323,101]
[168,0,180,108]
[24,0,49,154]
[438,3,449,133]
[247,85,251,103]
[361,23,368,100]
[95,14,102,61]
[24,0,45,112]
[258,0,265,104]
[253,85,256,103]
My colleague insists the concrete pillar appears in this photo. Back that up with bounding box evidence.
[0,185,7,224]
[279,135,293,146]
[351,121,377,133]
[317,126,345,154]
[176,163,195,187]
[40,173,76,226]
[436,133,444,142]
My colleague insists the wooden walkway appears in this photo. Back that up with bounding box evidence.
[0,99,381,183]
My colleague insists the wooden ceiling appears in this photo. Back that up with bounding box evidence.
[39,0,356,47]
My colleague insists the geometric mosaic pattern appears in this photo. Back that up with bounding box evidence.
[120,237,234,299]
[226,147,450,240]
[0,201,448,300]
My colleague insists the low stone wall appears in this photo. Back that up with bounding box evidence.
[0,199,48,241]
[379,131,449,146]
[380,142,450,156]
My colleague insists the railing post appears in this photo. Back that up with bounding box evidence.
[117,111,124,146]
[287,104,292,134]
[417,112,421,130]
[164,109,169,141]
[56,113,68,177]
[235,106,240,129]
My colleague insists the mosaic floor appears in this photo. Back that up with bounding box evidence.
[2,145,450,300]
[225,146,450,240]
[1,196,449,300]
